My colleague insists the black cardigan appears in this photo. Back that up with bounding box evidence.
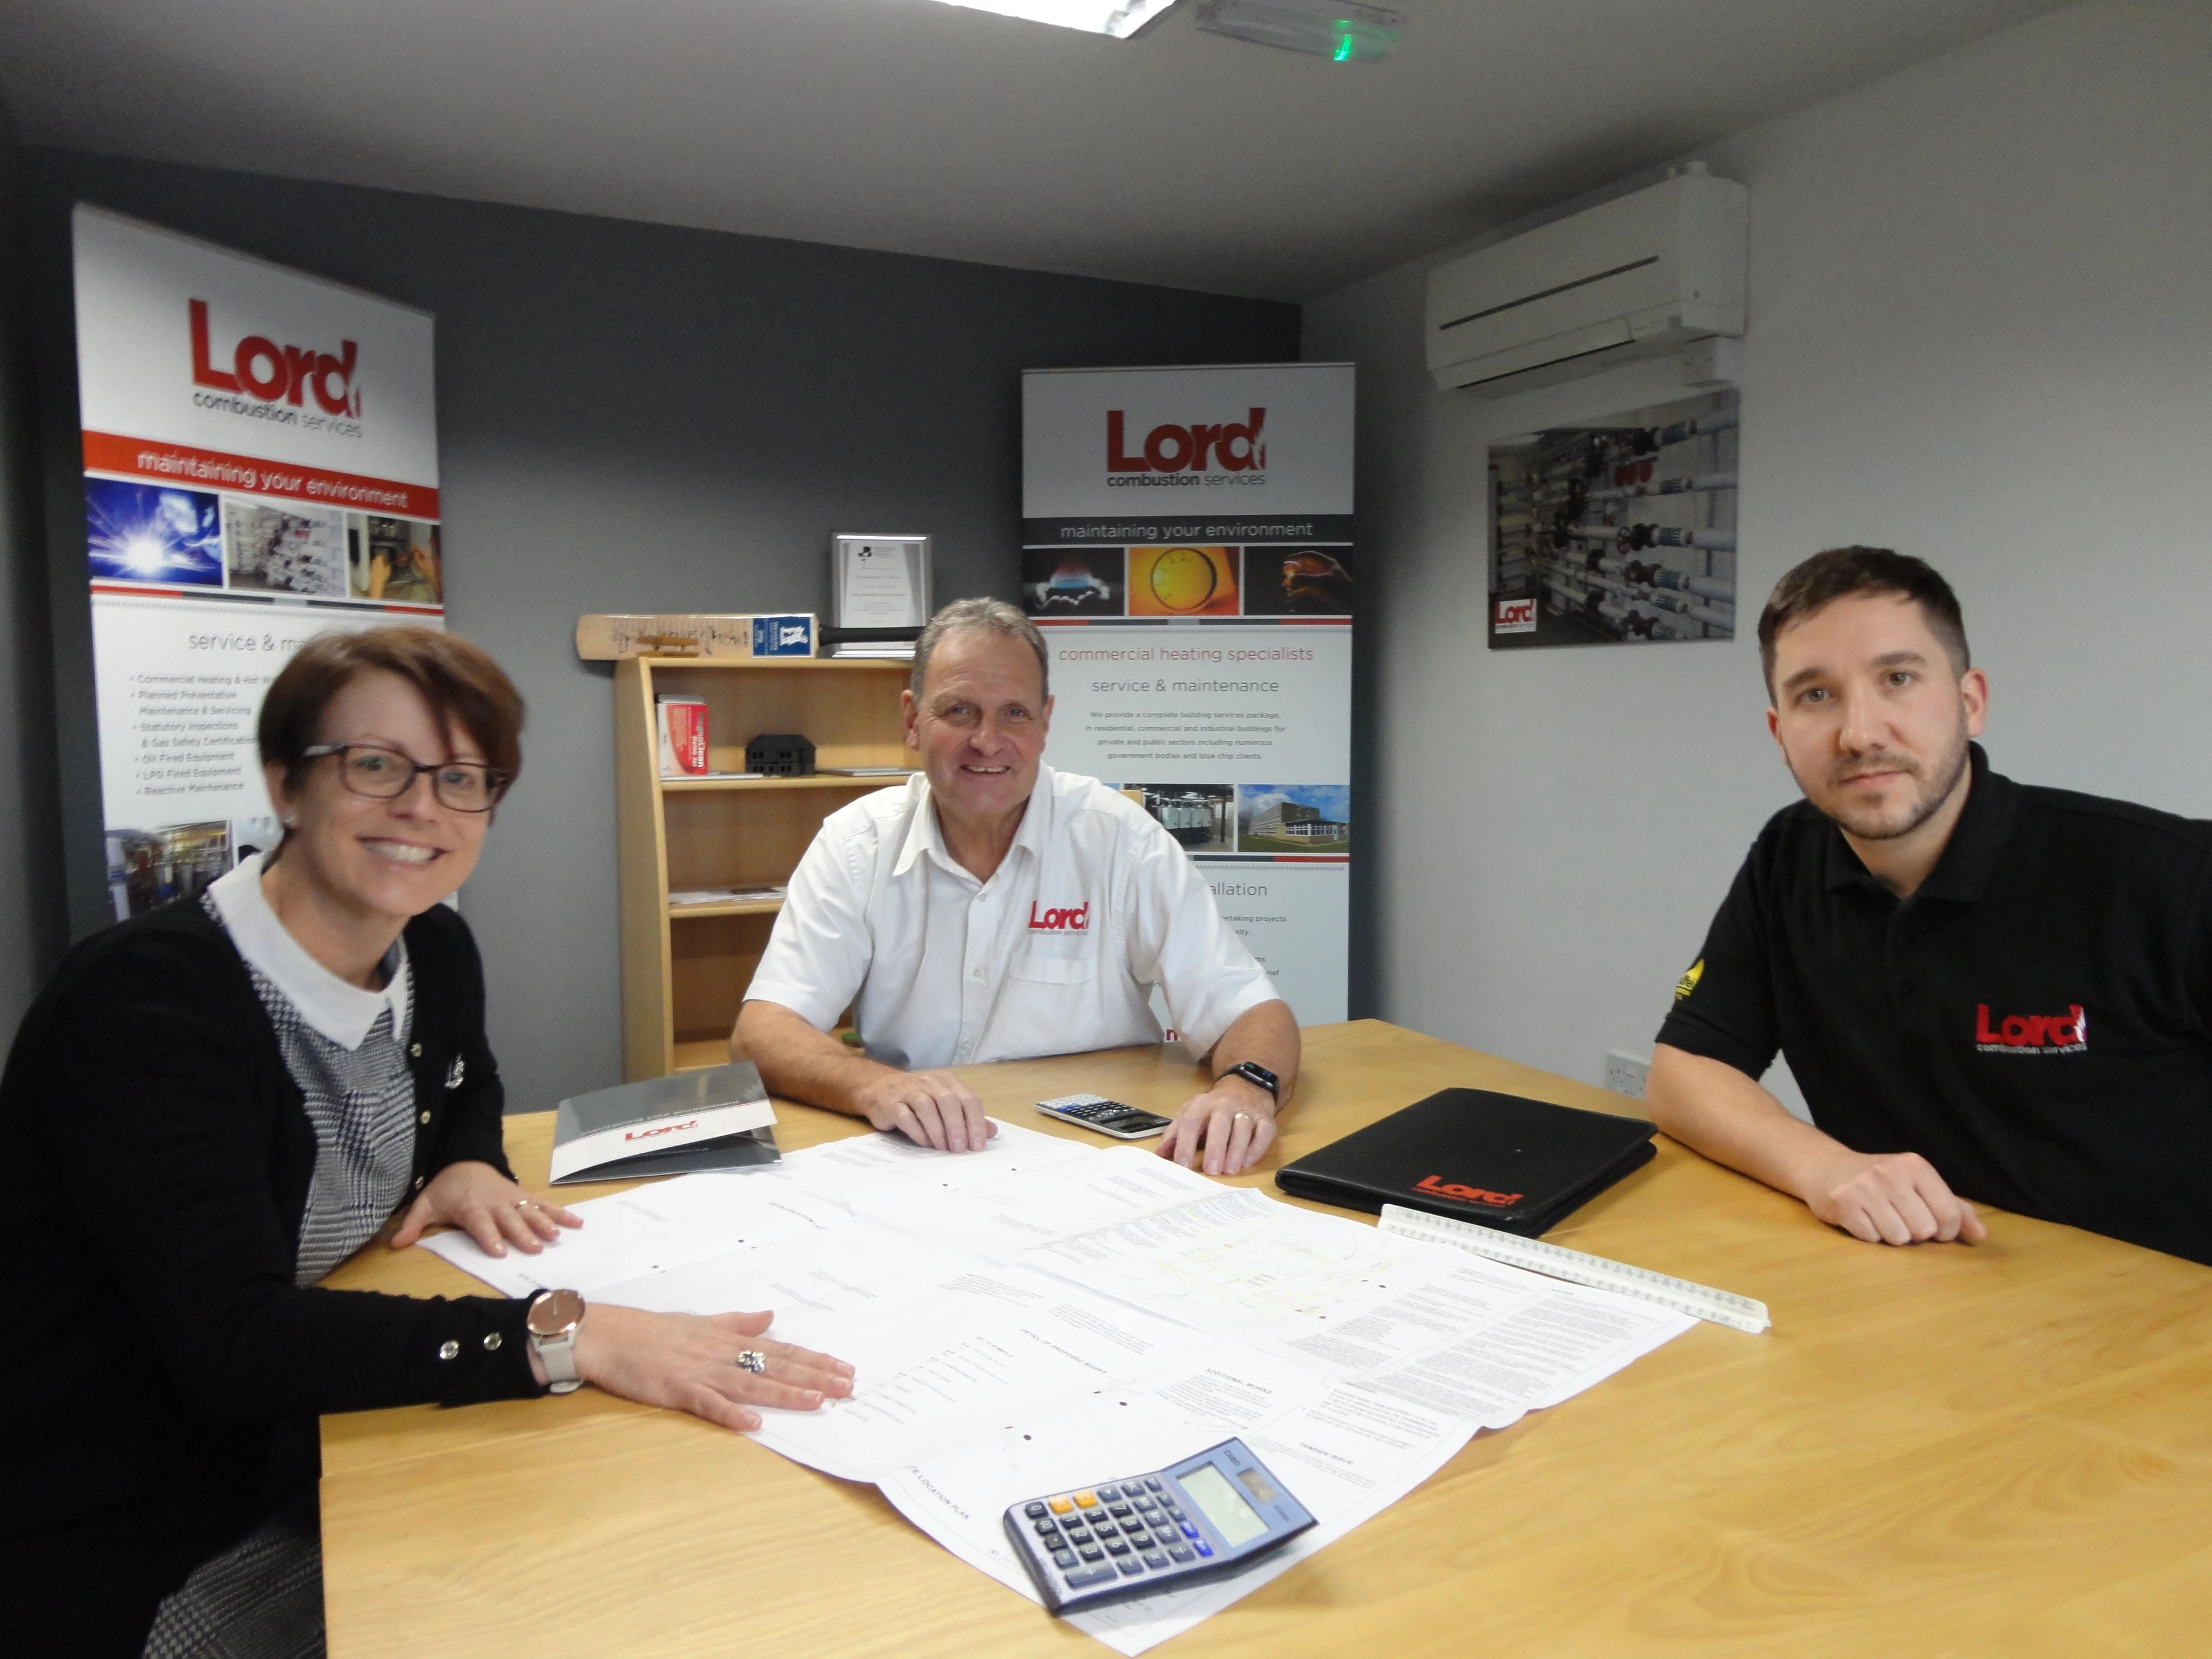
[0,898,545,1656]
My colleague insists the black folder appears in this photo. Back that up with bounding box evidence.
[1274,1088,1657,1236]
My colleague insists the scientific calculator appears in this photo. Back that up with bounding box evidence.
[1003,1437,1316,1615]
[1036,1093,1174,1141]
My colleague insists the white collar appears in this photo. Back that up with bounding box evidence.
[208,853,411,1051]
[895,765,1053,884]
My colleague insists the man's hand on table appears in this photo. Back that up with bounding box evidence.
[1800,1146,1986,1245]
[856,1068,999,1153]
[1649,1044,1983,1250]
[1158,1074,1276,1176]
[559,1304,855,1433]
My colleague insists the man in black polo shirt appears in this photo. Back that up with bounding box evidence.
[1649,546,2212,1264]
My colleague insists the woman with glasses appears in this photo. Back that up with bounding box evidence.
[0,627,854,1658]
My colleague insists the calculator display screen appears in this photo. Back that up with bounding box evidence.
[1179,1464,1268,1547]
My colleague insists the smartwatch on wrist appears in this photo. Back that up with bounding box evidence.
[526,1287,586,1395]
[1221,1061,1279,1102]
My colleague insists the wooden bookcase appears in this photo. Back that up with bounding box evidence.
[614,655,912,1079]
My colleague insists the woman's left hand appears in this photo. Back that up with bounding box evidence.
[389,1160,581,1258]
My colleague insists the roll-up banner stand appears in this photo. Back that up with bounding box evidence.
[1022,363,1354,1025]
[69,206,443,922]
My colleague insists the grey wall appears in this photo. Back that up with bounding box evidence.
[1305,0,2212,1104]
[0,99,65,1032]
[17,151,1298,1112]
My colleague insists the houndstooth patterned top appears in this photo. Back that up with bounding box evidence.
[247,952,415,1285]
[201,857,417,1285]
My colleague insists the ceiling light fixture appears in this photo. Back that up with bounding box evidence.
[1195,0,1404,62]
[921,0,1180,38]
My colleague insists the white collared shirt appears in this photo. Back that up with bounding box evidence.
[207,853,411,1050]
[747,765,1277,1070]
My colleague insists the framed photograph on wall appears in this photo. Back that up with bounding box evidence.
[1488,388,1738,649]
[830,534,931,631]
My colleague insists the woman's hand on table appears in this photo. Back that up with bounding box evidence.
[566,1305,855,1432]
[389,1159,580,1257]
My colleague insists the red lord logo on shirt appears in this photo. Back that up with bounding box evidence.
[1974,1003,2088,1053]
[1028,901,1090,931]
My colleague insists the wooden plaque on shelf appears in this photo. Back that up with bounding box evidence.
[577,612,817,662]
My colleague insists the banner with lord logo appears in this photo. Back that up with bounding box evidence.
[1021,362,1355,1026]
[71,206,444,920]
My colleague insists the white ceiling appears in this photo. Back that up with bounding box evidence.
[1,0,2071,300]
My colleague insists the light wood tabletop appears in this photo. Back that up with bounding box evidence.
[320,1019,2212,1657]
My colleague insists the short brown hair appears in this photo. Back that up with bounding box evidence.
[258,626,526,796]
[1758,547,1969,698]
[911,598,1050,701]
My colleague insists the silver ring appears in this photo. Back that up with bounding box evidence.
[1233,1111,1252,1124]
[736,1350,768,1374]
[515,1199,535,1210]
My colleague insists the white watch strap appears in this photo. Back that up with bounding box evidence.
[534,1326,582,1393]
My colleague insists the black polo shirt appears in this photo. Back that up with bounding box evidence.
[1657,744,2212,1265]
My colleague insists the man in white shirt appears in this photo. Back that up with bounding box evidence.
[737,599,1298,1175]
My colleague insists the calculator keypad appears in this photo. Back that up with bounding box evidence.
[1038,1096,1166,1133]
[1022,1472,1227,1603]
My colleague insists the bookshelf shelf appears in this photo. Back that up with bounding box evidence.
[660,773,916,793]
[668,898,786,920]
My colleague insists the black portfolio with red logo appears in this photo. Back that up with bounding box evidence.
[1273,1088,1657,1236]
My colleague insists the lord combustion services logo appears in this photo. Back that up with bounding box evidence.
[1105,407,1267,489]
[189,298,364,435]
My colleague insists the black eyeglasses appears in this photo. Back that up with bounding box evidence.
[301,743,510,813]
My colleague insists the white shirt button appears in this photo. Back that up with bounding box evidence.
[482,1332,504,1352]
[437,1339,460,1361]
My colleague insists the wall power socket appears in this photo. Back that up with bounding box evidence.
[1604,1051,1651,1099]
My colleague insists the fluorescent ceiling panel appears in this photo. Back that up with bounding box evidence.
[923,0,1179,38]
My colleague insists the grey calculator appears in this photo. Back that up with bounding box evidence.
[1036,1092,1174,1141]
[1004,1437,1316,1615]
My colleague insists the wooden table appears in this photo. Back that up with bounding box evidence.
[321,1020,2212,1656]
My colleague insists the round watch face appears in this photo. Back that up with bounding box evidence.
[528,1288,585,1338]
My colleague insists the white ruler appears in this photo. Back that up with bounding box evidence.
[1377,1203,1770,1333]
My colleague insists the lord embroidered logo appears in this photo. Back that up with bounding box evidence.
[1974,1004,2088,1054]
[1028,901,1090,931]
[1413,1175,1524,1208]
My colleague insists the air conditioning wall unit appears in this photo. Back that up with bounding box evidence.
[1426,165,1747,396]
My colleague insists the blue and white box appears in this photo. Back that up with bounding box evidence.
[751,614,815,657]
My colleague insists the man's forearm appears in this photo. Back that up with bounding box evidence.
[1204,999,1301,1108]
[1646,1042,1849,1203]
[732,1000,899,1119]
